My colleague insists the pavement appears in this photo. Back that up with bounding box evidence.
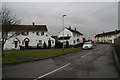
[2,44,120,79]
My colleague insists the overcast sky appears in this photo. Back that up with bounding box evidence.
[3,2,118,39]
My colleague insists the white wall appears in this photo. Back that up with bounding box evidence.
[93,34,119,43]
[58,28,83,45]
[4,31,55,50]
[58,28,73,37]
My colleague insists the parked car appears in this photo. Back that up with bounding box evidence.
[82,42,93,49]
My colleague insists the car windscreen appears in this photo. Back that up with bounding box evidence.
[84,43,91,44]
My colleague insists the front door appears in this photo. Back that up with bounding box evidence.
[14,41,18,48]
[25,41,29,48]
[48,40,51,48]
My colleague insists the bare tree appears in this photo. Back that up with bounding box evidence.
[0,7,21,56]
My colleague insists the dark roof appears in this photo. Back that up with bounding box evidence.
[95,30,120,37]
[59,36,71,40]
[10,25,48,31]
[66,28,83,35]
[51,36,59,40]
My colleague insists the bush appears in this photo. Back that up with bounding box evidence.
[43,42,47,49]
[66,41,69,48]
[55,41,63,48]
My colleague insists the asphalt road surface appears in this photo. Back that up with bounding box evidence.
[2,44,119,79]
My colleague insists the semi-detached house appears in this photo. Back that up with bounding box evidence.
[93,30,120,43]
[4,23,55,50]
[58,27,84,46]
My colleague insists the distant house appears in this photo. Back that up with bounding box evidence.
[4,22,55,50]
[51,35,59,41]
[93,30,120,43]
[58,27,84,46]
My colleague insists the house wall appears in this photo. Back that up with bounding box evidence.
[4,37,18,50]
[58,28,72,45]
[58,28,73,37]
[118,33,120,37]
[4,31,55,50]
[58,28,83,46]
[93,34,119,44]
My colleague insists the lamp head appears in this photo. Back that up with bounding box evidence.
[62,15,66,17]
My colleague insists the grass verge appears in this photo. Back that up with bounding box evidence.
[3,47,81,64]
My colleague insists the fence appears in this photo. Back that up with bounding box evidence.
[114,36,120,71]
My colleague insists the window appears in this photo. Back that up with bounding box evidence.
[37,40,42,47]
[16,32,20,36]
[67,34,69,36]
[38,40,42,46]
[52,40,54,44]
[41,32,44,36]
[73,33,76,37]
[36,32,39,36]
[73,40,76,44]
[27,32,28,35]
[77,39,79,42]
[22,32,24,35]
[21,32,29,36]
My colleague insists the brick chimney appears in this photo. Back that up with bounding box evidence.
[32,22,35,26]
[69,26,71,29]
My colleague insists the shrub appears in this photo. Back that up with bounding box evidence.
[43,42,47,49]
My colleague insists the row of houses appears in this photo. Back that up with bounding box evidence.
[3,22,120,50]
[3,22,84,50]
[92,30,120,43]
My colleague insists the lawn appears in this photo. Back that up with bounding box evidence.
[2,48,81,64]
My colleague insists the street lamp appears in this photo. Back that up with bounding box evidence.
[62,14,66,50]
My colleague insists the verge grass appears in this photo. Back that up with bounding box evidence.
[3,48,81,64]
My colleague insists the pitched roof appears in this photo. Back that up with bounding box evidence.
[95,30,120,37]
[51,36,59,40]
[10,25,48,31]
[59,36,71,40]
[66,28,83,35]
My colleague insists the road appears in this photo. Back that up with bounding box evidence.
[2,44,119,79]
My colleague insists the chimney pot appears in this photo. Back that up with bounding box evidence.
[69,26,71,29]
[75,28,76,31]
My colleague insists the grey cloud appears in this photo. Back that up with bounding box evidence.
[2,2,118,39]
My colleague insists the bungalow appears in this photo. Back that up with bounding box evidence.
[58,26,84,47]
[93,30,120,43]
[4,22,55,50]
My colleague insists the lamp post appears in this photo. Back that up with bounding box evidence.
[62,14,66,50]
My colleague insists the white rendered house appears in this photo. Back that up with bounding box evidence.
[93,30,120,43]
[4,23,55,50]
[58,27,84,46]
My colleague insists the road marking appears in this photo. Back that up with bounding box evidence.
[81,47,101,58]
[95,48,100,50]
[81,51,92,58]
[35,63,71,80]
